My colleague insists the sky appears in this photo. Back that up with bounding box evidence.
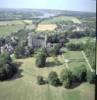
[0,0,96,12]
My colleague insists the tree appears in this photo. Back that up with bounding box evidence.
[36,49,47,68]
[60,69,72,88]
[53,44,61,56]
[37,76,45,85]
[48,71,61,86]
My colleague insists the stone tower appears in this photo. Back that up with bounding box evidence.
[44,34,47,48]
[27,33,33,48]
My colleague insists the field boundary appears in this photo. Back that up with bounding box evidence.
[81,51,94,72]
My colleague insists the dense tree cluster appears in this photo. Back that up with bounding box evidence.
[14,42,34,59]
[68,31,86,38]
[47,33,69,45]
[67,43,84,51]
[0,53,17,81]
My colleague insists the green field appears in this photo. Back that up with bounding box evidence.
[0,20,33,37]
[69,37,96,44]
[0,25,24,37]
[0,20,32,26]
[0,51,95,100]
[40,16,81,24]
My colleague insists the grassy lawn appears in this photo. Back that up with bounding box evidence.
[0,51,95,100]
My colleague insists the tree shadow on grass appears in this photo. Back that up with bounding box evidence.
[45,61,63,67]
[67,82,82,89]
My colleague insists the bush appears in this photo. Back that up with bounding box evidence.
[87,71,95,84]
[37,76,45,85]
[36,49,47,68]
[48,71,61,86]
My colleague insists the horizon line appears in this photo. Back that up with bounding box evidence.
[0,8,96,13]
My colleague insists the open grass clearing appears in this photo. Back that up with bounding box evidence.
[0,51,95,100]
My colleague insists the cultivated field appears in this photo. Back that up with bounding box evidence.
[36,24,57,31]
[0,51,95,100]
[40,16,81,24]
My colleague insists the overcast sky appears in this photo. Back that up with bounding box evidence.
[0,0,96,12]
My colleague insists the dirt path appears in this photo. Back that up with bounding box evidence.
[81,51,94,72]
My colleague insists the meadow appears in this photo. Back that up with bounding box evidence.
[0,20,32,37]
[0,51,95,100]
[40,16,81,24]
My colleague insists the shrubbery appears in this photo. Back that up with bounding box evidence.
[37,76,45,85]
[48,71,61,86]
